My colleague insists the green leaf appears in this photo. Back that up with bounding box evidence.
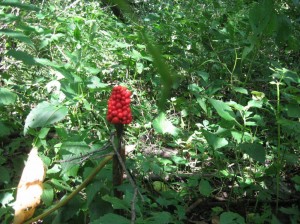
[0,192,14,207]
[50,179,72,191]
[199,179,213,197]
[24,101,68,135]
[0,1,39,11]
[87,76,109,89]
[153,112,179,136]
[202,130,228,150]
[209,99,236,121]
[0,88,17,105]
[286,103,300,118]
[148,212,172,224]
[136,62,144,74]
[61,141,90,155]
[0,122,11,137]
[7,50,36,66]
[86,181,101,207]
[90,213,130,224]
[0,29,34,48]
[0,167,10,184]
[242,45,254,61]
[238,143,266,163]
[34,58,61,68]
[73,25,81,41]
[233,87,248,95]
[196,71,210,83]
[102,195,130,211]
[220,212,245,224]
[38,128,50,139]
[251,91,265,100]
[41,183,54,207]
[291,175,300,185]
[249,0,273,35]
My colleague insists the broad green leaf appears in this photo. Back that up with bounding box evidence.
[286,103,300,118]
[0,1,39,11]
[41,183,54,207]
[102,195,130,211]
[84,67,101,75]
[153,112,179,136]
[50,179,72,191]
[90,213,130,224]
[249,0,273,35]
[0,88,17,105]
[199,179,213,197]
[247,99,263,108]
[87,76,109,89]
[242,45,254,61]
[238,143,266,163]
[196,71,210,83]
[7,50,36,66]
[251,91,265,100]
[24,101,68,134]
[0,29,34,48]
[209,99,236,121]
[0,122,11,137]
[202,130,228,150]
[136,62,144,74]
[38,128,50,139]
[0,192,14,207]
[0,167,10,184]
[61,141,90,155]
[73,25,81,41]
[233,87,248,95]
[220,212,245,224]
[34,58,61,68]
[291,175,300,185]
[86,181,101,207]
[149,211,172,224]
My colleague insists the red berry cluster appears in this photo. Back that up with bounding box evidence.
[107,86,132,124]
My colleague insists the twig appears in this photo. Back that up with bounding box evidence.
[131,188,138,224]
[24,155,113,224]
[57,0,81,16]
[55,141,112,163]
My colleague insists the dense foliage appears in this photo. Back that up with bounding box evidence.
[0,0,299,223]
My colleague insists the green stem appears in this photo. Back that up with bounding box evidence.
[24,155,113,224]
[275,81,281,213]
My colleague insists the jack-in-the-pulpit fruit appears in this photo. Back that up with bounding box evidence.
[107,86,132,124]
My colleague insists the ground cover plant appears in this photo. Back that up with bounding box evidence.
[0,0,299,223]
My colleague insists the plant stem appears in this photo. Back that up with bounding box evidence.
[113,124,125,199]
[275,81,281,213]
[24,155,113,224]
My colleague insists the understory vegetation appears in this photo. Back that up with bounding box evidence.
[0,0,299,223]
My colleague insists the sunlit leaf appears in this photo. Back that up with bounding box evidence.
[0,29,34,48]
[0,88,17,105]
[153,112,180,136]
[7,50,36,66]
[24,101,68,135]
[87,76,109,89]
[41,183,54,207]
[202,130,228,150]
[209,99,236,121]
[0,1,39,11]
